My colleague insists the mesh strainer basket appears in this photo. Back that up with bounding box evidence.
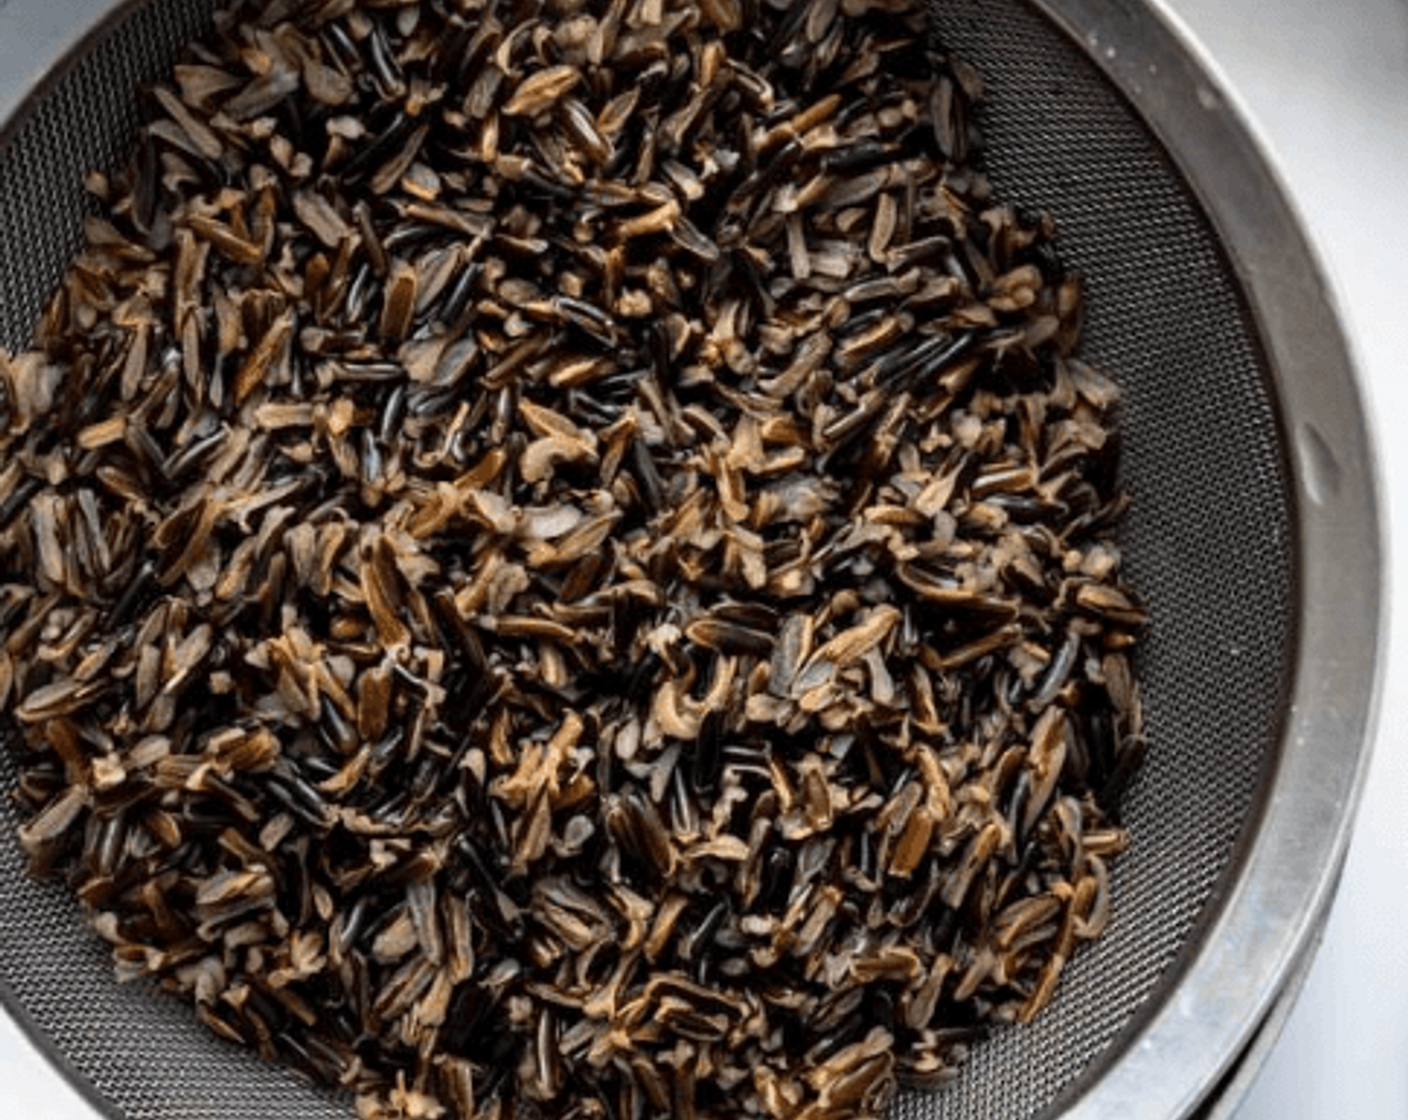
[0,1,1383,1118]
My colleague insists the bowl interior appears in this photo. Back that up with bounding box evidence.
[0,2,1297,1118]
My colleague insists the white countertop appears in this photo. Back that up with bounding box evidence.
[3,1,1407,1118]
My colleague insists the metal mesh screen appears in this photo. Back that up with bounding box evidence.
[0,1,1296,1118]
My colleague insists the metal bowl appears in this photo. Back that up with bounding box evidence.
[0,1,1383,1118]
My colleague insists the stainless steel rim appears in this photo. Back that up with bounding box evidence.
[0,0,142,138]
[1189,896,1335,1120]
[1026,1,1384,1117]
[0,1,1384,1118]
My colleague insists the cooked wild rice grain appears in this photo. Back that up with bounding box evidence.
[0,0,1146,1117]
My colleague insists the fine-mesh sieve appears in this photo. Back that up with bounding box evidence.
[0,1,1382,1119]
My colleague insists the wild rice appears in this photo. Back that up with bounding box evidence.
[0,0,1146,1117]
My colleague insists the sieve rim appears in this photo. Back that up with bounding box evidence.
[0,0,154,153]
[0,1,1385,1119]
[1022,1,1383,1117]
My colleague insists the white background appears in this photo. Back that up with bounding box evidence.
[3,1,1408,1118]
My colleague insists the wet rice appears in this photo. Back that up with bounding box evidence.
[0,0,1146,1117]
